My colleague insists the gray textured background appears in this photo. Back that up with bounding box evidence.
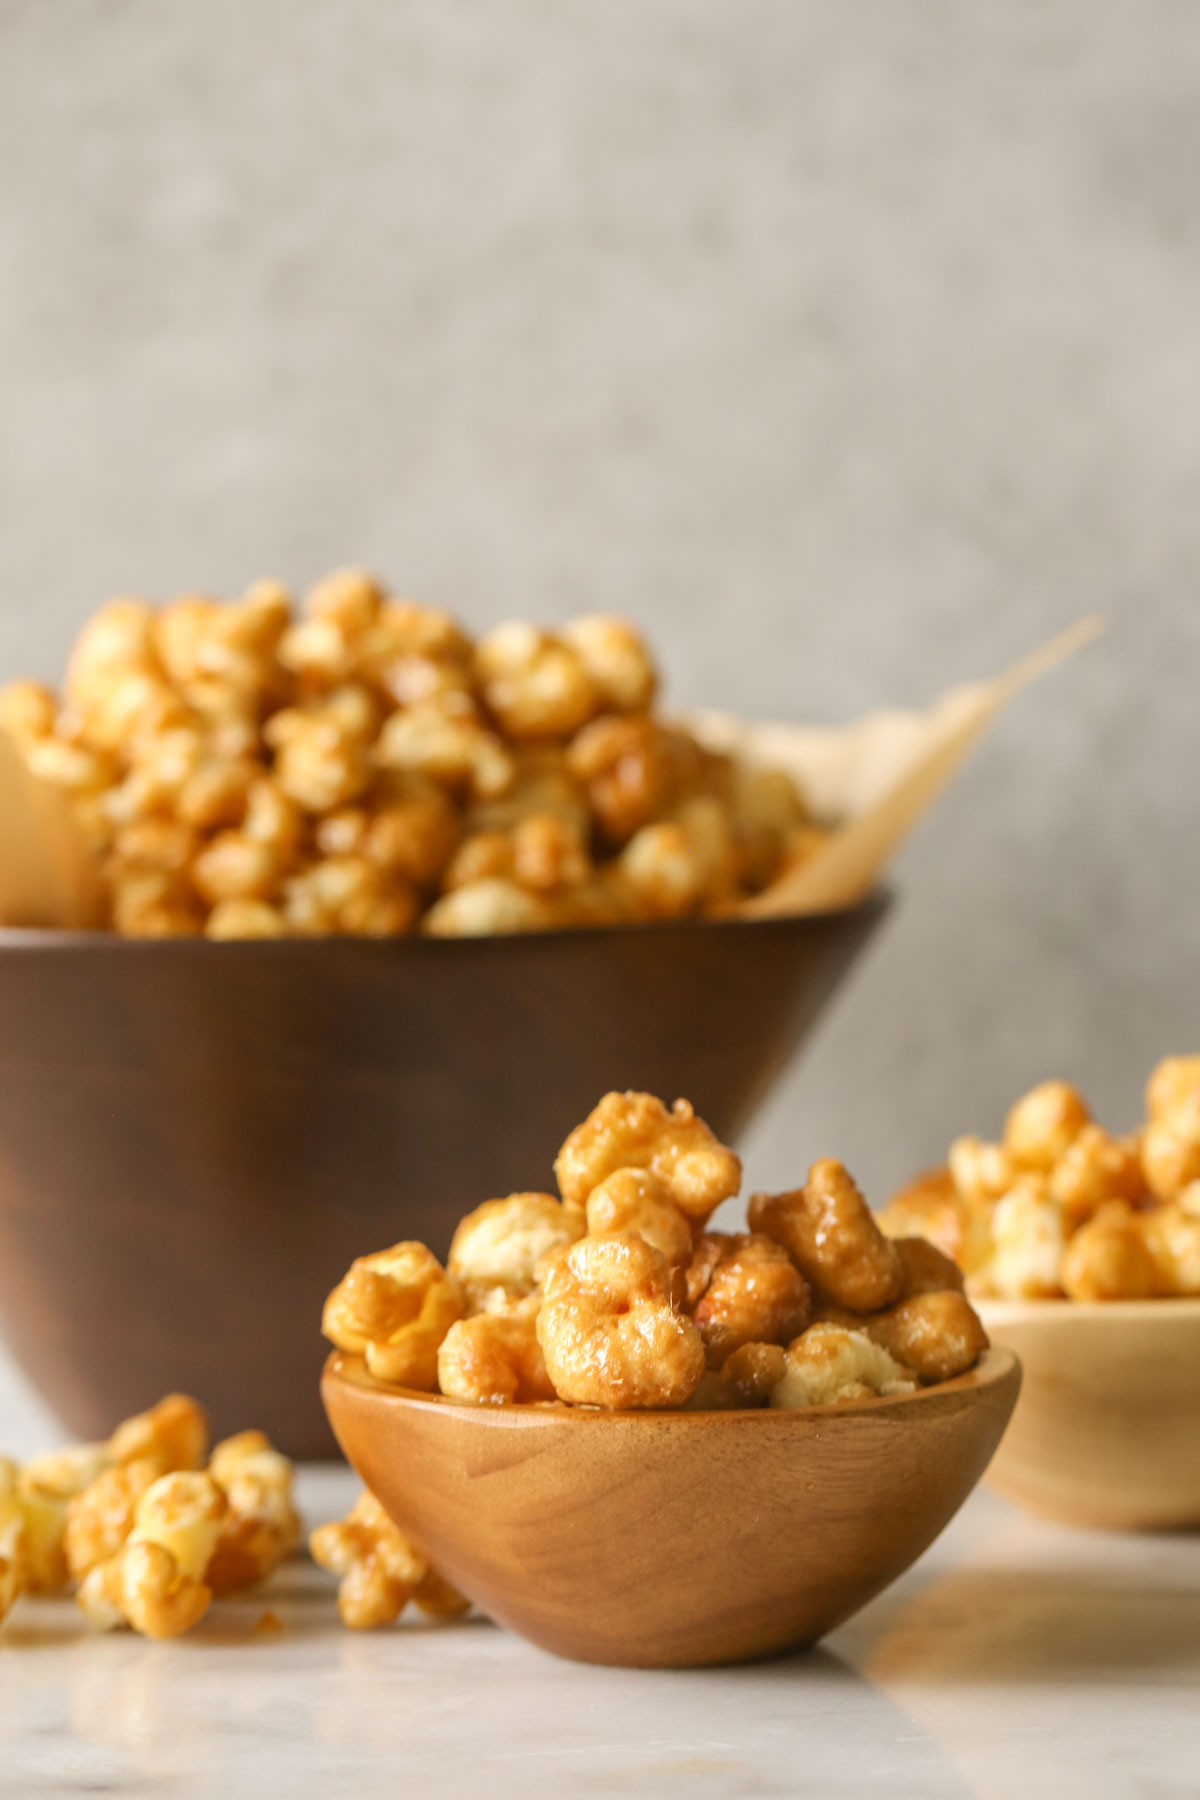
[1,1,1197,1440]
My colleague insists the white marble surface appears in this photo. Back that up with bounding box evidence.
[0,1430,1195,1798]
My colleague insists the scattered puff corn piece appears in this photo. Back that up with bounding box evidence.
[878,1057,1200,1301]
[2,576,829,938]
[309,1490,468,1631]
[1,1394,300,1640]
[322,1089,989,1421]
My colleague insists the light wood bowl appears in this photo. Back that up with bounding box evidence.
[976,1298,1200,1530]
[321,1346,1020,1667]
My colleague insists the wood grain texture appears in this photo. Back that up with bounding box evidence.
[0,898,886,1458]
[321,1345,1020,1667]
[977,1297,1200,1530]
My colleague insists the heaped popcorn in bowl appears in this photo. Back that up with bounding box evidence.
[0,1395,300,1640]
[0,575,829,938]
[320,1088,991,1421]
[879,1056,1200,1302]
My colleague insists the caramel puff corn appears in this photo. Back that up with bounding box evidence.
[310,1490,468,1631]
[322,1242,463,1388]
[536,1233,707,1410]
[879,1058,1200,1301]
[749,1159,904,1314]
[3,574,821,939]
[77,1472,227,1639]
[555,1090,742,1223]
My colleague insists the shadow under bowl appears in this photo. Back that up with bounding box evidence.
[0,896,887,1458]
[976,1297,1200,1530]
[321,1345,1020,1668]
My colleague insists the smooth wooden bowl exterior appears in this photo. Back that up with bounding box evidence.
[0,900,886,1459]
[977,1297,1200,1530]
[321,1346,1020,1668]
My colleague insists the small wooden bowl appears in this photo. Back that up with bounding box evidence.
[0,899,887,1458]
[321,1346,1020,1668]
[976,1298,1200,1530]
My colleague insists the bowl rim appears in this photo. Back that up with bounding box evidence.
[322,1343,1017,1424]
[0,890,891,954]
[976,1294,1200,1325]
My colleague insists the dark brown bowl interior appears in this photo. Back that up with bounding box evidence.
[0,895,889,1457]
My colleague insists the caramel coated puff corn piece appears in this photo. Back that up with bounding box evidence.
[1141,1056,1200,1204]
[442,813,592,899]
[684,1342,788,1412]
[867,1291,989,1383]
[322,1243,463,1389]
[474,623,599,742]
[878,1169,972,1266]
[1003,1080,1090,1173]
[685,1232,812,1368]
[0,1464,25,1624]
[749,1160,903,1314]
[437,1300,555,1405]
[310,1490,468,1631]
[65,1459,162,1583]
[107,1394,209,1476]
[555,1092,742,1223]
[1142,1203,1200,1297]
[205,1431,302,1596]
[78,1472,227,1639]
[375,702,515,800]
[1061,1202,1158,1302]
[947,1136,1017,1211]
[447,1192,583,1311]
[421,877,557,938]
[977,1180,1067,1299]
[584,1168,694,1269]
[769,1324,918,1408]
[14,1441,114,1595]
[893,1235,966,1298]
[536,1233,706,1409]
[560,616,658,715]
[1049,1126,1146,1222]
[565,714,672,846]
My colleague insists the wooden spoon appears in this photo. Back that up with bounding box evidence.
[0,728,105,928]
[322,1345,1020,1667]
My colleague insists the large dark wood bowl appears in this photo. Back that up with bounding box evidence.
[0,896,888,1458]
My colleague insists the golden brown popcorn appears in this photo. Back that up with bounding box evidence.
[584,1168,693,1269]
[1048,1125,1145,1221]
[877,1169,972,1266]
[977,1179,1066,1299]
[1145,1055,1200,1126]
[565,713,672,845]
[555,1091,742,1222]
[309,1489,467,1630]
[421,877,556,938]
[206,899,288,939]
[727,765,809,892]
[947,1136,1017,1210]
[77,1472,226,1639]
[685,1232,811,1368]
[447,1193,582,1309]
[749,1159,904,1314]
[0,678,57,745]
[374,702,515,800]
[0,1459,28,1622]
[437,1301,555,1405]
[536,1233,706,1409]
[769,1324,918,1408]
[1061,1202,1159,1302]
[560,616,657,714]
[683,1341,789,1411]
[1142,1203,1200,1297]
[1003,1080,1090,1173]
[108,1394,209,1476]
[64,1458,160,1582]
[613,821,707,920]
[893,1235,966,1298]
[322,1242,463,1388]
[205,1431,301,1596]
[1141,1118,1200,1205]
[474,623,598,741]
[865,1291,989,1383]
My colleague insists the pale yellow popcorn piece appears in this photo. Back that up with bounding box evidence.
[768,1324,918,1408]
[447,1193,582,1307]
[978,1179,1067,1299]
